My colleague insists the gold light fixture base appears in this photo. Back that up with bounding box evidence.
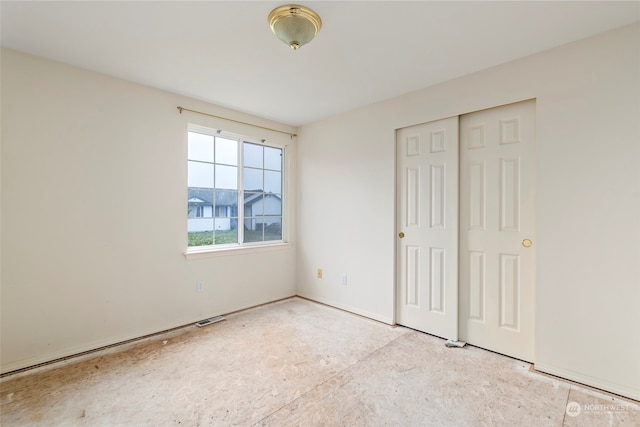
[268,4,322,50]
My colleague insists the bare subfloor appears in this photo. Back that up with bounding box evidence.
[1,297,638,426]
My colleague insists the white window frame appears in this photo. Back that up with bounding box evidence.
[185,125,290,258]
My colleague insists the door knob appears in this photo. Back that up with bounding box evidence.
[398,232,405,239]
[522,239,532,248]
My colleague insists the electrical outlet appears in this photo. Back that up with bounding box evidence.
[340,274,348,286]
[196,281,204,292]
[317,268,323,279]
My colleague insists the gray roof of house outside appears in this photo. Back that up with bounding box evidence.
[188,188,280,207]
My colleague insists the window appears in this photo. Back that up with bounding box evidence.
[187,129,284,248]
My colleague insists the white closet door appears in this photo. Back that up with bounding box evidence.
[459,100,536,362]
[396,117,459,341]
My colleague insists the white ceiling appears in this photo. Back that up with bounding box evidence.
[1,1,638,126]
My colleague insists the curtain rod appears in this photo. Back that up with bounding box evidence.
[177,106,297,138]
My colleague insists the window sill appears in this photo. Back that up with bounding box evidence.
[184,242,294,260]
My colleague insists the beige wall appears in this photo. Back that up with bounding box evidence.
[296,24,640,399]
[1,49,297,372]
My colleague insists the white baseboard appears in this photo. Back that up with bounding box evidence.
[296,292,394,325]
[2,293,298,376]
[535,363,640,401]
[0,315,209,375]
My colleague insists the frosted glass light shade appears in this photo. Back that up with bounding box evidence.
[268,4,322,50]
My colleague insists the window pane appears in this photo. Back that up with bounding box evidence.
[243,218,263,243]
[188,188,214,218]
[214,220,237,244]
[244,193,263,217]
[244,143,263,168]
[188,132,214,162]
[264,146,282,171]
[215,165,237,190]
[188,219,214,246]
[263,193,282,216]
[215,137,237,166]
[188,218,213,233]
[264,217,282,241]
[264,170,281,194]
[215,191,238,216]
[244,167,263,191]
[213,191,238,245]
[188,161,214,188]
[243,217,282,243]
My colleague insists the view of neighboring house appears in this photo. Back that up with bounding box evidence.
[243,192,282,231]
[188,188,281,232]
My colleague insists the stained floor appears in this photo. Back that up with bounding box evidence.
[1,297,638,426]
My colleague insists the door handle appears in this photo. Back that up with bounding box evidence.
[522,239,532,248]
[398,232,405,239]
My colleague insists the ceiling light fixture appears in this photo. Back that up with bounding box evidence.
[268,4,322,51]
